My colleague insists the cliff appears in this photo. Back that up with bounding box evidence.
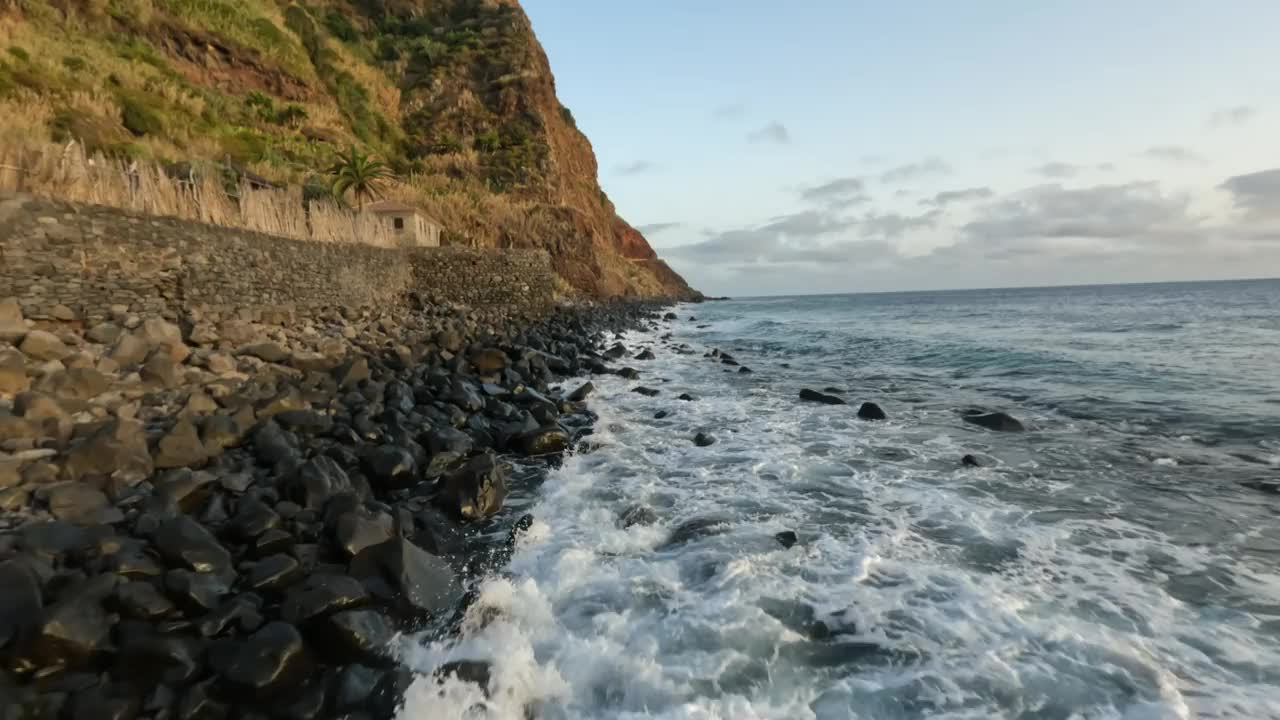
[0,0,699,300]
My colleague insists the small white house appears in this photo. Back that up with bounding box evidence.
[365,200,442,247]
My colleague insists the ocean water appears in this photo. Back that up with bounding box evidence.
[399,280,1280,720]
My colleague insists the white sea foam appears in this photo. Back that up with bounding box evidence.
[397,317,1280,720]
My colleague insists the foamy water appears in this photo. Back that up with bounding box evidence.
[398,284,1280,719]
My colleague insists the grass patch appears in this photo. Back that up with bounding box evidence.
[152,0,312,77]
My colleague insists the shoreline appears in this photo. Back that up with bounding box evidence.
[0,294,682,718]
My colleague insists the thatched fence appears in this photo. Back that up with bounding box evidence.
[0,141,398,248]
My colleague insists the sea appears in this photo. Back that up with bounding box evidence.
[398,279,1280,720]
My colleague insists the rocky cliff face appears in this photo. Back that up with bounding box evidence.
[0,0,698,300]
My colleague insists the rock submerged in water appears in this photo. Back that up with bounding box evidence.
[857,402,886,420]
[962,411,1026,432]
[693,432,716,447]
[775,530,799,549]
[439,453,509,521]
[632,386,660,397]
[961,454,983,467]
[619,504,658,528]
[799,389,846,405]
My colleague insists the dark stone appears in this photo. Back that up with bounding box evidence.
[64,418,153,485]
[253,421,299,468]
[439,453,508,521]
[694,432,716,447]
[446,379,484,413]
[282,574,369,624]
[619,505,658,528]
[226,498,281,541]
[653,410,670,419]
[664,517,729,547]
[604,343,627,359]
[246,554,304,592]
[332,664,382,713]
[616,367,639,380]
[46,483,114,525]
[288,456,358,510]
[334,509,394,558]
[201,415,246,455]
[116,628,203,684]
[154,469,215,514]
[218,621,310,697]
[362,445,418,491]
[567,382,594,402]
[349,536,462,621]
[318,610,395,666]
[961,454,982,468]
[434,660,491,689]
[165,570,229,613]
[68,682,141,720]
[677,393,695,401]
[1240,479,1279,494]
[116,580,175,620]
[178,679,227,720]
[254,528,294,557]
[196,595,264,638]
[634,349,655,361]
[274,410,333,435]
[155,516,233,577]
[775,530,799,549]
[799,389,846,405]
[857,402,887,421]
[962,411,1026,432]
[275,676,328,720]
[18,574,116,670]
[0,560,42,651]
[520,426,570,456]
[632,386,660,397]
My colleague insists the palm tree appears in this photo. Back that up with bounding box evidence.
[328,145,394,210]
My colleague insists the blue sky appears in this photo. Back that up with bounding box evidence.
[523,1,1280,295]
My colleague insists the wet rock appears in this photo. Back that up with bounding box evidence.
[619,504,658,528]
[336,357,371,389]
[153,419,209,469]
[0,560,42,651]
[653,410,670,419]
[857,402,887,421]
[434,660,491,689]
[334,509,395,558]
[677,393,695,401]
[226,497,281,541]
[116,580,175,620]
[155,516,233,577]
[738,366,753,374]
[520,426,570,456]
[424,426,473,457]
[19,574,116,670]
[664,517,730,547]
[693,432,716,447]
[288,456,358,510]
[604,343,627,359]
[196,595,264,638]
[961,454,983,468]
[469,348,508,374]
[178,679,227,720]
[349,536,462,620]
[962,411,1026,432]
[246,554,304,592]
[20,330,71,361]
[446,379,484,413]
[634,349,655,361]
[281,574,369,624]
[68,682,141,720]
[439,453,508,521]
[318,610,395,666]
[165,569,230,613]
[616,367,640,380]
[155,469,216,514]
[254,528,294,557]
[332,664,382,713]
[64,418,152,484]
[799,389,846,405]
[774,530,799,549]
[362,445,418,491]
[275,410,333,435]
[218,621,310,696]
[116,627,203,684]
[253,420,299,468]
[567,382,594,402]
[1240,479,1279,494]
[632,386,660,397]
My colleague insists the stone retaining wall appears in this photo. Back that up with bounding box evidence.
[0,193,554,323]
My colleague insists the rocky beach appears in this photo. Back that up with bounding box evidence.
[0,294,681,719]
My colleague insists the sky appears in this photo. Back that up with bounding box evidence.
[521,0,1280,296]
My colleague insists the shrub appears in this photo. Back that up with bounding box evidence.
[244,90,276,121]
[323,10,359,42]
[6,47,29,63]
[119,95,165,136]
[560,104,576,128]
[62,56,89,73]
[274,103,307,126]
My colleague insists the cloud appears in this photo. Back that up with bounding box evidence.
[1139,145,1207,165]
[713,103,747,121]
[961,182,1202,256]
[798,177,868,207]
[921,187,995,207]
[1208,105,1259,129]
[860,154,887,165]
[860,209,943,239]
[1220,168,1280,220]
[880,156,950,183]
[748,122,790,144]
[1097,162,1117,172]
[637,222,681,236]
[616,161,656,176]
[1032,162,1081,179]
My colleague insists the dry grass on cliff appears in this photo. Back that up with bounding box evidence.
[0,139,398,247]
